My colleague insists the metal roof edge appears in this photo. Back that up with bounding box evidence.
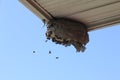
[88,15,120,31]
[19,0,52,22]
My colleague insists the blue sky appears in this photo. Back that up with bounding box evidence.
[0,1,120,80]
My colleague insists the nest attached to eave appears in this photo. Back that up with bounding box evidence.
[45,18,89,52]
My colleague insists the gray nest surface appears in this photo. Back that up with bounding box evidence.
[45,18,89,52]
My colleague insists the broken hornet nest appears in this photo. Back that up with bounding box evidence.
[45,18,89,52]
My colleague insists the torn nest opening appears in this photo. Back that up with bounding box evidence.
[45,18,89,52]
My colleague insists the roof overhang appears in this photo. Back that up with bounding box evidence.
[19,0,120,31]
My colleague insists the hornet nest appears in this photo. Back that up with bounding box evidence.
[45,18,89,52]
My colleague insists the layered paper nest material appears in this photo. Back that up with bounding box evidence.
[45,18,89,52]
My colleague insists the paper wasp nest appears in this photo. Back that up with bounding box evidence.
[45,18,89,52]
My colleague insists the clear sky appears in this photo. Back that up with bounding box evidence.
[0,1,120,80]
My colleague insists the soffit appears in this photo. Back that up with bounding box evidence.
[20,0,120,31]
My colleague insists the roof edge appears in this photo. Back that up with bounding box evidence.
[19,0,52,22]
